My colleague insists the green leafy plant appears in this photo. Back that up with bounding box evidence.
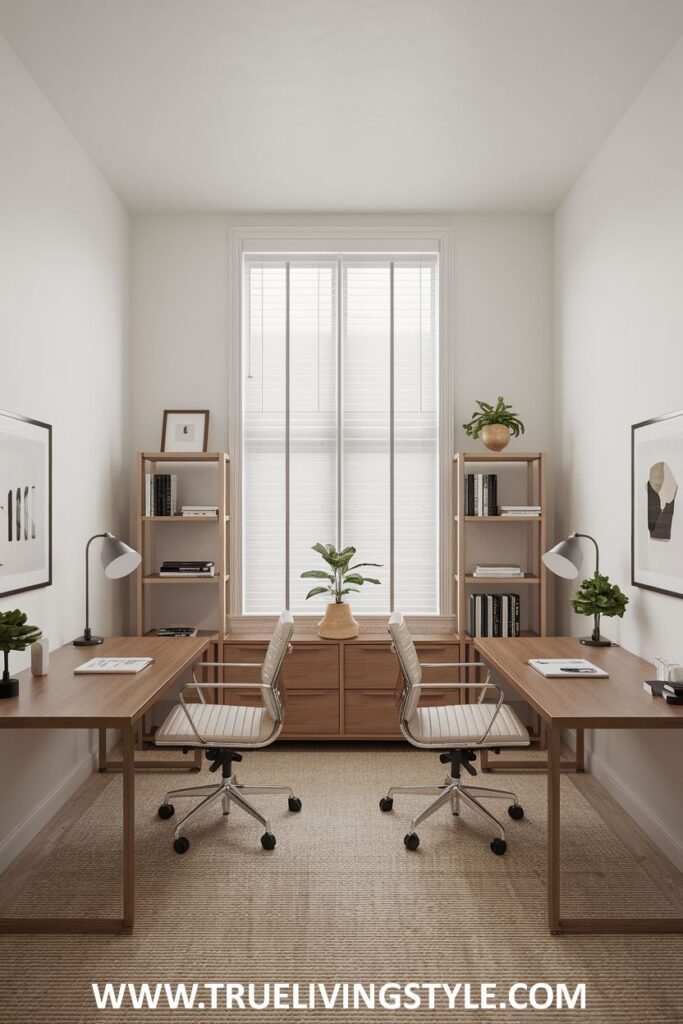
[571,572,629,642]
[301,543,382,604]
[462,396,525,439]
[0,609,42,681]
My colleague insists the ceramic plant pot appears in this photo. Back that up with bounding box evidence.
[481,424,511,452]
[318,601,359,639]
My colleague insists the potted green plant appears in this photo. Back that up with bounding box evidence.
[463,396,525,452]
[302,543,381,639]
[0,609,42,699]
[571,572,629,646]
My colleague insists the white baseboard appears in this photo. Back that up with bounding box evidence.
[585,746,683,873]
[0,747,97,873]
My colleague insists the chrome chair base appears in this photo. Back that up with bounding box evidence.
[158,772,302,853]
[381,763,524,855]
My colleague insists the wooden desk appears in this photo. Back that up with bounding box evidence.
[0,635,209,934]
[475,636,683,936]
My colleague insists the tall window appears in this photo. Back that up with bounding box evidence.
[242,254,438,615]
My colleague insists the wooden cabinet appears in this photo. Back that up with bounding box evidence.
[223,633,460,740]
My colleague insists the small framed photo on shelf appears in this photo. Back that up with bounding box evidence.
[0,409,52,597]
[632,407,683,598]
[161,410,209,453]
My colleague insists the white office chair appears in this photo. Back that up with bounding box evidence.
[155,611,300,853]
[381,612,530,855]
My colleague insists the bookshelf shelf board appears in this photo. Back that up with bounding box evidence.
[142,574,230,585]
[453,451,542,463]
[458,573,540,585]
[457,515,542,523]
[142,451,230,463]
[142,515,220,524]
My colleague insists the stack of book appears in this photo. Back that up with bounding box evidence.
[181,505,219,518]
[464,474,498,516]
[154,626,199,637]
[643,678,683,705]
[498,504,541,518]
[468,594,521,637]
[159,560,215,577]
[472,564,524,579]
[145,474,178,516]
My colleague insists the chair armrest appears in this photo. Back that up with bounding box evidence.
[418,661,483,669]
[197,661,263,668]
[417,682,497,691]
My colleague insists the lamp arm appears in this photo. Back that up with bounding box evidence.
[83,533,110,636]
[572,532,600,575]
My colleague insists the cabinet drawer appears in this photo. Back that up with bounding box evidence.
[344,690,401,735]
[221,644,267,684]
[281,690,339,736]
[344,645,400,689]
[282,645,338,689]
[415,644,462,683]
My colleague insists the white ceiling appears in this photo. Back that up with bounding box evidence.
[1,0,682,212]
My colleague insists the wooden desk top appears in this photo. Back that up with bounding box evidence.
[0,636,209,729]
[475,636,683,729]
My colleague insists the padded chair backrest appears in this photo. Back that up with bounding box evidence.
[260,611,294,720]
[388,612,422,722]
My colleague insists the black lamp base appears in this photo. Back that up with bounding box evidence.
[73,635,104,647]
[580,636,612,647]
[0,676,19,699]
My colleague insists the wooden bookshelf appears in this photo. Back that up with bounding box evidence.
[135,452,231,637]
[453,452,547,640]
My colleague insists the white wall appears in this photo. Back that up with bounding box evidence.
[555,36,683,869]
[0,35,129,868]
[130,212,554,621]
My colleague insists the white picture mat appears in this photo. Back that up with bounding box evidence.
[633,413,683,595]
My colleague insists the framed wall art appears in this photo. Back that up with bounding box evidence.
[161,409,209,453]
[0,410,52,597]
[632,408,683,597]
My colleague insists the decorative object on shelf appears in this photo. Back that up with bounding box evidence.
[161,409,209,453]
[462,396,525,452]
[302,543,382,639]
[0,608,42,699]
[73,533,142,646]
[543,531,628,646]
[0,410,52,597]
[632,408,683,598]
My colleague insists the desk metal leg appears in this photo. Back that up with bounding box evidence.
[122,725,135,931]
[547,723,561,933]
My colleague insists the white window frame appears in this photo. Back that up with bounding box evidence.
[227,226,455,630]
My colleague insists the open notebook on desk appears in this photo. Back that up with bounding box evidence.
[528,658,608,678]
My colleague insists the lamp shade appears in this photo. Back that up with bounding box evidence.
[101,534,142,579]
[542,536,583,579]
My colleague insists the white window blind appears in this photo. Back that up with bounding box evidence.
[243,254,438,615]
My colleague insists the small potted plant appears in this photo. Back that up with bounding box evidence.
[463,396,525,452]
[0,609,42,699]
[302,543,381,639]
[571,572,629,646]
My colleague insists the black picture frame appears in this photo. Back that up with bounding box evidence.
[632,408,683,599]
[0,410,52,598]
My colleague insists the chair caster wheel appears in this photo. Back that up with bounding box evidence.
[404,832,420,851]
[173,836,190,854]
[261,832,276,850]
[158,804,175,820]
[508,804,524,821]
[288,797,302,812]
[490,838,507,856]
[379,797,393,812]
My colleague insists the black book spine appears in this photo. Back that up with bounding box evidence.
[490,474,498,515]
[165,474,171,517]
[153,475,160,516]
[493,594,501,637]
[467,474,474,516]
[514,594,521,637]
[468,594,475,638]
